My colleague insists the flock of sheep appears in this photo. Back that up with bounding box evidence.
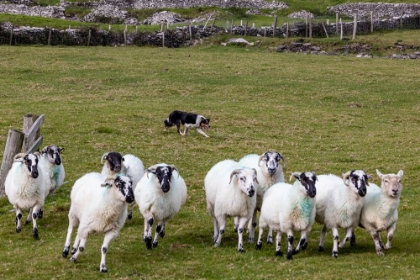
[4,146,404,272]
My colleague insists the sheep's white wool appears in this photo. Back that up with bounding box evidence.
[135,163,187,249]
[204,159,257,252]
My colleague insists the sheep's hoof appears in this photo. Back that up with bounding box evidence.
[70,257,77,263]
[266,237,273,244]
[25,220,31,225]
[301,241,308,250]
[287,251,293,260]
[16,227,21,233]
[32,228,39,239]
[37,210,43,219]
[145,237,152,250]
[292,249,300,255]
[275,250,283,256]
[100,264,108,273]
[318,246,324,252]
[332,251,338,258]
[237,248,245,253]
[159,231,165,238]
[377,250,385,256]
[255,242,262,250]
[127,213,132,220]
[153,241,158,248]
[62,247,69,258]
[71,247,77,255]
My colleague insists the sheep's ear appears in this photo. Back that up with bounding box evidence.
[146,168,156,179]
[41,146,49,154]
[376,169,383,179]
[342,171,351,186]
[58,147,65,153]
[169,165,180,178]
[229,169,241,184]
[252,168,259,184]
[277,152,286,168]
[258,154,265,167]
[101,152,109,164]
[33,152,40,158]
[290,172,301,182]
[397,170,404,178]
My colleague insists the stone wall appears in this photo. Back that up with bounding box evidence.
[327,3,420,20]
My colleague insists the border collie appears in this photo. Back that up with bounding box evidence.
[164,110,211,138]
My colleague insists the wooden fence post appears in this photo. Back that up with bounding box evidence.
[336,13,339,35]
[352,15,357,40]
[340,18,343,40]
[0,130,25,197]
[87,29,91,46]
[162,32,165,48]
[322,22,329,38]
[124,29,127,46]
[48,28,52,46]
[244,21,248,35]
[370,11,374,33]
[189,23,192,42]
[9,28,13,46]
[23,114,44,153]
[273,16,277,38]
[305,16,308,37]
[309,18,312,38]
[285,22,289,38]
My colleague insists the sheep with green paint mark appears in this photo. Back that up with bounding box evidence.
[255,172,317,260]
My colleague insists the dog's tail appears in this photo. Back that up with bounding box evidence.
[164,118,173,127]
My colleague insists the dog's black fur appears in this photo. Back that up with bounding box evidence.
[164,110,211,137]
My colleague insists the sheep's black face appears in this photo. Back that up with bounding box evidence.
[44,145,64,165]
[105,152,124,172]
[115,176,134,203]
[300,172,317,198]
[155,166,173,193]
[350,170,368,197]
[24,154,39,179]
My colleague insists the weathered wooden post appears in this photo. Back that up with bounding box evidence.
[322,22,329,38]
[336,13,339,35]
[352,15,357,40]
[0,113,44,196]
[0,130,24,197]
[273,16,277,38]
[87,29,91,46]
[9,28,13,46]
[309,17,312,38]
[244,21,248,36]
[285,22,289,39]
[48,28,52,46]
[340,18,343,40]
[370,11,374,33]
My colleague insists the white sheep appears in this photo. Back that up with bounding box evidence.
[135,163,187,249]
[25,145,66,222]
[204,159,257,252]
[255,172,317,259]
[315,170,369,258]
[238,151,286,243]
[62,173,134,272]
[358,169,404,256]
[100,152,145,219]
[5,152,47,239]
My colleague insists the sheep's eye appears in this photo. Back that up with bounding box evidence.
[240,177,245,181]
[384,180,389,183]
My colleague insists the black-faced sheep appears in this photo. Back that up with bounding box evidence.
[5,152,47,239]
[62,173,134,272]
[135,164,187,249]
[255,172,317,259]
[315,170,369,258]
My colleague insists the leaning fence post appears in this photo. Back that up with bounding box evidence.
[23,114,44,153]
[0,130,25,197]
[322,22,329,38]
[286,22,289,38]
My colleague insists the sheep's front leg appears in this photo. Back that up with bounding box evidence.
[153,221,166,248]
[370,231,385,256]
[31,204,42,239]
[318,224,327,252]
[332,227,339,258]
[339,227,353,248]
[15,208,22,233]
[211,214,219,243]
[247,210,257,242]
[214,215,226,247]
[293,231,308,255]
[236,216,248,253]
[275,231,283,256]
[233,216,239,233]
[99,231,117,273]
[286,230,294,260]
[384,223,396,250]
[255,226,264,250]
[143,213,154,249]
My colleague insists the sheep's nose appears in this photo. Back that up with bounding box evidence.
[392,189,398,195]
[248,188,255,197]
[268,168,276,175]
[358,187,367,197]
[32,170,39,178]
[114,165,121,171]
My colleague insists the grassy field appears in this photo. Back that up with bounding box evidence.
[0,43,420,279]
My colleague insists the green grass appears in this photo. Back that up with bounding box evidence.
[1,44,420,279]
